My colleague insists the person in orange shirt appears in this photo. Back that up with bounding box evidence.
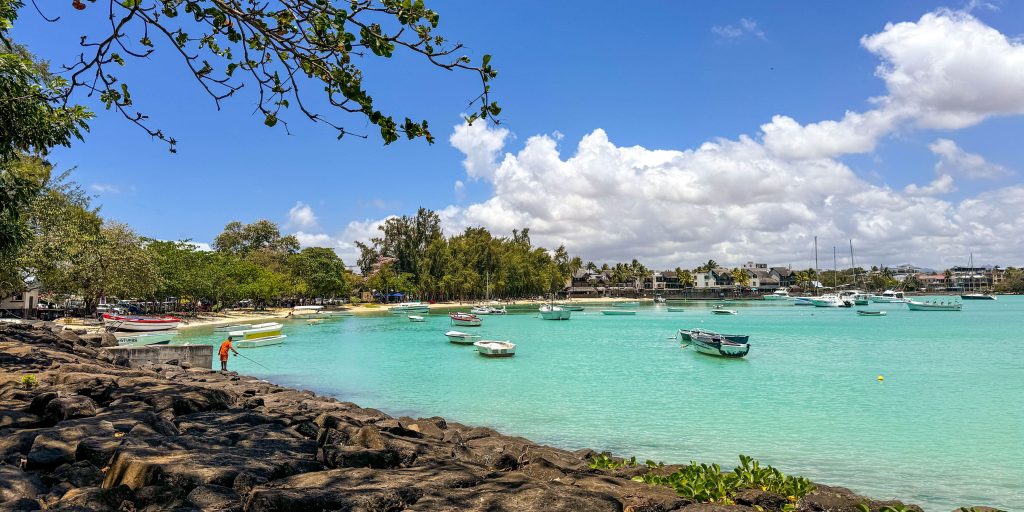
[218,337,239,371]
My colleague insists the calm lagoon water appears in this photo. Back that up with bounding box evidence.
[178,297,1024,511]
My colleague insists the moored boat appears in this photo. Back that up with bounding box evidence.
[114,331,178,346]
[685,331,750,358]
[445,330,481,344]
[871,289,907,303]
[853,293,872,306]
[907,300,962,311]
[449,312,482,327]
[601,310,636,315]
[793,297,814,306]
[856,310,887,316]
[473,340,516,357]
[389,302,430,314]
[810,294,852,307]
[711,309,737,315]
[555,303,585,311]
[102,313,181,332]
[408,315,425,322]
[470,305,507,315]
[762,289,792,301]
[666,307,685,312]
[538,304,571,320]
[960,293,996,300]
[678,328,748,344]
[229,322,286,347]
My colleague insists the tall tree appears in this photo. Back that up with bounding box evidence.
[289,247,350,299]
[213,219,299,256]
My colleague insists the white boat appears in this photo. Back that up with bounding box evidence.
[538,304,571,320]
[793,297,814,306]
[872,290,907,303]
[445,330,481,344]
[389,302,430,314]
[229,322,286,347]
[960,293,996,300]
[470,305,507,315]
[686,331,750,358]
[473,340,516,357]
[115,331,178,346]
[711,309,737,315]
[810,294,849,307]
[762,289,792,301]
[856,310,887,316]
[408,315,425,322]
[102,313,181,332]
[449,312,482,327]
[213,323,252,332]
[852,293,873,306]
[907,299,962,311]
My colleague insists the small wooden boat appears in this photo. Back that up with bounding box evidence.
[214,323,252,332]
[102,313,181,332]
[538,304,571,320]
[666,307,685,312]
[445,330,481,344]
[614,302,640,307]
[711,309,737,315]
[601,310,636,315]
[408,315,425,322]
[686,331,750,358]
[856,310,887,316]
[229,322,286,347]
[114,331,178,346]
[473,340,516,357]
[678,329,748,344]
[906,300,962,311]
[449,312,482,327]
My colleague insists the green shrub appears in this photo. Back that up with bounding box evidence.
[632,455,815,504]
[20,374,37,390]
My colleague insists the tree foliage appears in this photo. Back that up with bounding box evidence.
[29,0,499,150]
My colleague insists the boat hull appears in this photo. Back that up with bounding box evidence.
[679,329,747,344]
[115,331,177,346]
[711,310,737,315]
[234,335,286,348]
[555,304,584,311]
[538,306,571,320]
[601,310,635,315]
[907,301,962,311]
[102,313,181,332]
[960,294,996,300]
[857,311,887,316]
[793,297,814,306]
[445,330,481,344]
[473,340,516,357]
[688,333,750,358]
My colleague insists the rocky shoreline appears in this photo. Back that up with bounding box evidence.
[0,322,970,511]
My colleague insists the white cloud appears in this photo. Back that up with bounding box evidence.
[929,138,1011,179]
[286,201,318,230]
[448,120,510,180]
[861,9,1024,130]
[90,183,120,194]
[293,231,334,247]
[904,174,956,195]
[712,18,766,40]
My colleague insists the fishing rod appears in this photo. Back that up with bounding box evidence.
[234,351,271,370]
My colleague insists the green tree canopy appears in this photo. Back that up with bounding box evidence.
[289,246,350,299]
[213,219,300,256]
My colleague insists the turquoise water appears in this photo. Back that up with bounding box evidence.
[178,298,1024,511]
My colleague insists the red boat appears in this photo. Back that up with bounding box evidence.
[449,312,482,327]
[102,313,181,332]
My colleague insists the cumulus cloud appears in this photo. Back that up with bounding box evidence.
[449,120,510,180]
[286,201,318,230]
[712,18,766,40]
[929,138,1012,179]
[904,174,956,196]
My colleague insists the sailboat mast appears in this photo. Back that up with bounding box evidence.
[813,236,819,295]
[833,246,838,289]
[849,240,857,288]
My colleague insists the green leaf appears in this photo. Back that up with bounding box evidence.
[264,114,278,127]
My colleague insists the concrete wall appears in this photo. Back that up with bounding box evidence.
[103,344,213,369]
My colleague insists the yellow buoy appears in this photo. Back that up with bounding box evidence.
[877,375,884,381]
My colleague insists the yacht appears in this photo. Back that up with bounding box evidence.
[763,289,792,301]
[871,290,907,303]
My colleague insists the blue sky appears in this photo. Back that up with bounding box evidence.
[13,1,1024,268]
